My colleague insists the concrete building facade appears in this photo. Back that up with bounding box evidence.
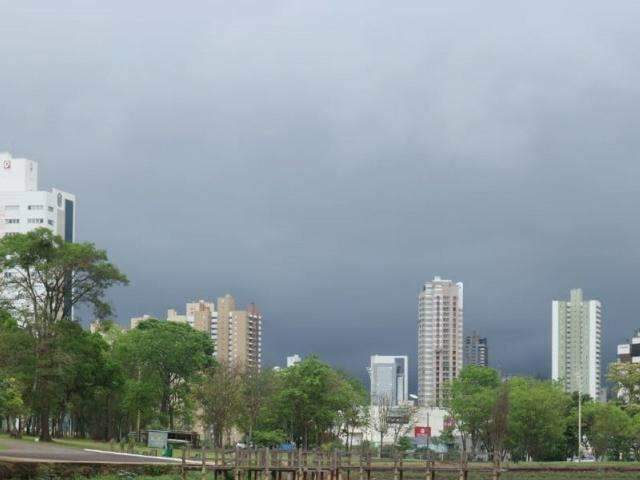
[0,152,76,242]
[552,288,602,400]
[368,355,409,406]
[167,294,262,372]
[463,332,488,367]
[617,329,640,364]
[418,276,463,407]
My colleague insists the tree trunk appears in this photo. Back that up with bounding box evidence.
[39,408,51,442]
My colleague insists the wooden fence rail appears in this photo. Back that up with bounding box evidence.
[181,448,504,480]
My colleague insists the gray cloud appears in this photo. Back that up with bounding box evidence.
[2,0,640,390]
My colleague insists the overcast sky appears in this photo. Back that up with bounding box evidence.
[2,1,640,390]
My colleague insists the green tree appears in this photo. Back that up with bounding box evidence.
[0,309,34,435]
[585,402,632,460]
[396,436,413,452]
[336,372,369,451]
[265,356,361,448]
[628,414,640,460]
[238,368,278,445]
[114,318,214,431]
[52,320,123,439]
[507,378,569,461]
[0,377,26,436]
[0,229,128,441]
[196,364,243,447]
[608,363,640,406]
[448,365,501,459]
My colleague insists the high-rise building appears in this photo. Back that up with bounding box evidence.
[418,276,463,407]
[617,329,640,363]
[168,294,262,372]
[368,355,408,406]
[464,332,488,367]
[552,288,602,400]
[186,300,215,337]
[0,152,76,241]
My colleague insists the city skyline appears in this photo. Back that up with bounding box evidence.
[3,0,640,390]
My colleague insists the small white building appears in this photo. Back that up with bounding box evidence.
[287,354,302,367]
[347,406,453,447]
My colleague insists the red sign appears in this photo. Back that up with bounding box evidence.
[414,426,431,438]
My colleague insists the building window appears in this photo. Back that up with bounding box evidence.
[47,220,54,226]
[48,206,54,212]
[5,219,19,224]
[5,205,19,211]
[28,205,44,210]
[27,218,44,224]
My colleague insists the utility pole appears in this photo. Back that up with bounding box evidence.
[577,304,583,462]
[577,384,582,461]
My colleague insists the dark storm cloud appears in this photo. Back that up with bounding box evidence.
[2,0,640,389]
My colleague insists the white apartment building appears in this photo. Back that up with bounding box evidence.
[418,276,463,407]
[552,288,602,400]
[0,152,76,241]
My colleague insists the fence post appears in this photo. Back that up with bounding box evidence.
[264,447,271,480]
[492,465,500,480]
[393,453,399,480]
[234,446,240,480]
[181,447,187,480]
[201,443,207,479]
[316,448,322,480]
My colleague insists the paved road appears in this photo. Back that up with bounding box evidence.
[0,438,185,464]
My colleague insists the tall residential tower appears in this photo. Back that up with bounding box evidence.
[418,277,463,407]
[464,332,488,367]
[166,294,262,372]
[551,289,602,400]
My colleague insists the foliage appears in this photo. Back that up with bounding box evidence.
[396,436,413,452]
[449,365,501,458]
[0,229,128,441]
[238,369,278,444]
[252,429,287,447]
[507,377,569,461]
[584,402,632,460]
[609,363,640,406]
[114,318,214,430]
[195,363,243,447]
[257,356,367,449]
